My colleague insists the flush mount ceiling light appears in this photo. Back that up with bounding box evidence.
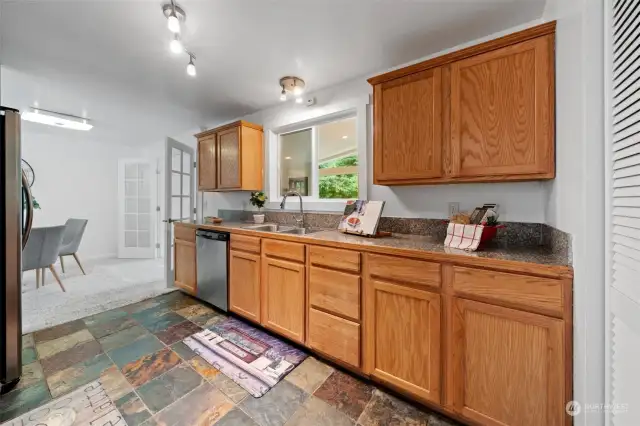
[163,0,185,33]
[279,76,305,102]
[22,107,93,131]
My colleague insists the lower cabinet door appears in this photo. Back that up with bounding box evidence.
[308,308,360,368]
[261,257,305,343]
[452,298,565,426]
[367,279,441,404]
[229,250,260,323]
[174,239,197,295]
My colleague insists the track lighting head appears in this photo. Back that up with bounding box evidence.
[186,54,196,77]
[170,35,183,54]
[163,1,185,34]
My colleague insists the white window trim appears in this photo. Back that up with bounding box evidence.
[265,98,369,211]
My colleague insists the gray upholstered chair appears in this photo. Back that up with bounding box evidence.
[58,218,88,275]
[22,225,66,292]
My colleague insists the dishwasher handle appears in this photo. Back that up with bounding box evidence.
[196,230,230,242]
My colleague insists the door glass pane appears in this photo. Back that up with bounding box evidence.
[138,179,150,197]
[138,198,150,214]
[125,231,137,247]
[182,175,190,196]
[125,164,137,179]
[280,129,312,196]
[172,172,181,195]
[317,117,359,199]
[171,197,181,220]
[125,198,137,213]
[138,214,150,231]
[182,197,191,220]
[125,214,137,231]
[138,231,150,248]
[125,181,137,197]
[182,153,191,176]
[138,164,149,179]
[172,148,182,172]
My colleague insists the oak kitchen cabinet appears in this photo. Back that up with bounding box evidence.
[173,225,197,295]
[229,234,261,323]
[369,21,555,185]
[195,120,263,191]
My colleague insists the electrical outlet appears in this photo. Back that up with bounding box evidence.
[448,202,460,217]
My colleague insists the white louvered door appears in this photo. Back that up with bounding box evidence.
[608,0,640,424]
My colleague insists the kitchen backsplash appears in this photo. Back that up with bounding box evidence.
[216,209,572,259]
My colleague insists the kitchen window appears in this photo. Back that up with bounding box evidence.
[278,116,359,200]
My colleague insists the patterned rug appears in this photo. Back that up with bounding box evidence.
[183,317,307,397]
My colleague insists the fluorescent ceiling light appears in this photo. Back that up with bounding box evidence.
[22,110,93,131]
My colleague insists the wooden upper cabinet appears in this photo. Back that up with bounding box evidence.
[195,121,264,192]
[369,22,555,185]
[450,35,554,180]
[197,135,216,190]
[374,68,443,183]
[452,298,565,426]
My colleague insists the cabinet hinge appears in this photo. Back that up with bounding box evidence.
[193,161,197,168]
[193,207,197,214]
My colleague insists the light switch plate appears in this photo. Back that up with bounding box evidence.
[448,202,460,217]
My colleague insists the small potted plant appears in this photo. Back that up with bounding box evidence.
[249,191,267,224]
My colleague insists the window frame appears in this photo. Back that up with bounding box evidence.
[266,105,368,210]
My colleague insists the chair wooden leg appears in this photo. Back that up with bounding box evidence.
[42,268,46,286]
[49,265,65,292]
[36,269,40,289]
[73,253,86,275]
[60,256,65,273]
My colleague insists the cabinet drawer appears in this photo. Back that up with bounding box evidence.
[309,246,360,273]
[309,267,360,321]
[231,234,261,253]
[367,254,441,289]
[308,308,360,368]
[175,225,196,243]
[452,266,564,316]
[263,239,305,263]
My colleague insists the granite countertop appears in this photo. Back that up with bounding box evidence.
[187,221,571,272]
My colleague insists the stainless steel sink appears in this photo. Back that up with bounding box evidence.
[243,224,294,233]
[277,227,322,235]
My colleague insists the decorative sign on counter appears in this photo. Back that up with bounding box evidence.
[338,200,385,237]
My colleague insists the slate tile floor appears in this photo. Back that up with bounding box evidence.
[1,291,461,426]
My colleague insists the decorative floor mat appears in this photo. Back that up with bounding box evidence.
[184,317,307,397]
[1,380,123,426]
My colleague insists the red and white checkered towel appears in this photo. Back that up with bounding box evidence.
[444,223,484,251]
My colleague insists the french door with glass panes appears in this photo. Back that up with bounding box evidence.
[165,138,195,287]
[118,159,155,258]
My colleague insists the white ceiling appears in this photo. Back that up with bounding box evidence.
[0,0,547,127]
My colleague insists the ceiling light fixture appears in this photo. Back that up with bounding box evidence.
[278,76,306,102]
[342,135,348,139]
[170,35,183,54]
[163,0,184,33]
[186,53,197,77]
[285,156,292,160]
[22,107,93,131]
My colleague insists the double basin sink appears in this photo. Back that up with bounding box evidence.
[243,224,321,235]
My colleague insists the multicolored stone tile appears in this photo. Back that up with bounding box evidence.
[33,319,86,343]
[83,308,128,327]
[163,293,199,311]
[0,381,51,423]
[22,346,37,365]
[35,329,95,359]
[135,310,186,333]
[286,396,355,426]
[86,315,137,339]
[136,364,203,413]
[175,304,215,320]
[212,372,249,403]
[100,365,134,401]
[122,297,164,315]
[191,312,226,328]
[285,356,334,394]
[115,392,152,426]
[217,407,259,426]
[13,362,44,391]
[313,370,374,421]
[239,380,309,426]
[148,382,233,426]
[131,304,173,324]
[108,334,164,369]
[154,320,201,345]
[171,341,197,361]
[22,333,35,348]
[121,347,182,388]
[40,339,103,375]
[357,390,433,426]
[45,353,114,398]
[99,324,149,352]
[189,356,221,381]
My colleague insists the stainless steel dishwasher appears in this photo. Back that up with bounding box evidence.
[195,229,229,312]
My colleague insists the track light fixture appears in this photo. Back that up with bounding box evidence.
[186,54,197,77]
[170,34,183,54]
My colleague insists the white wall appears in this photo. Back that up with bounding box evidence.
[543,0,605,425]
[203,20,550,223]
